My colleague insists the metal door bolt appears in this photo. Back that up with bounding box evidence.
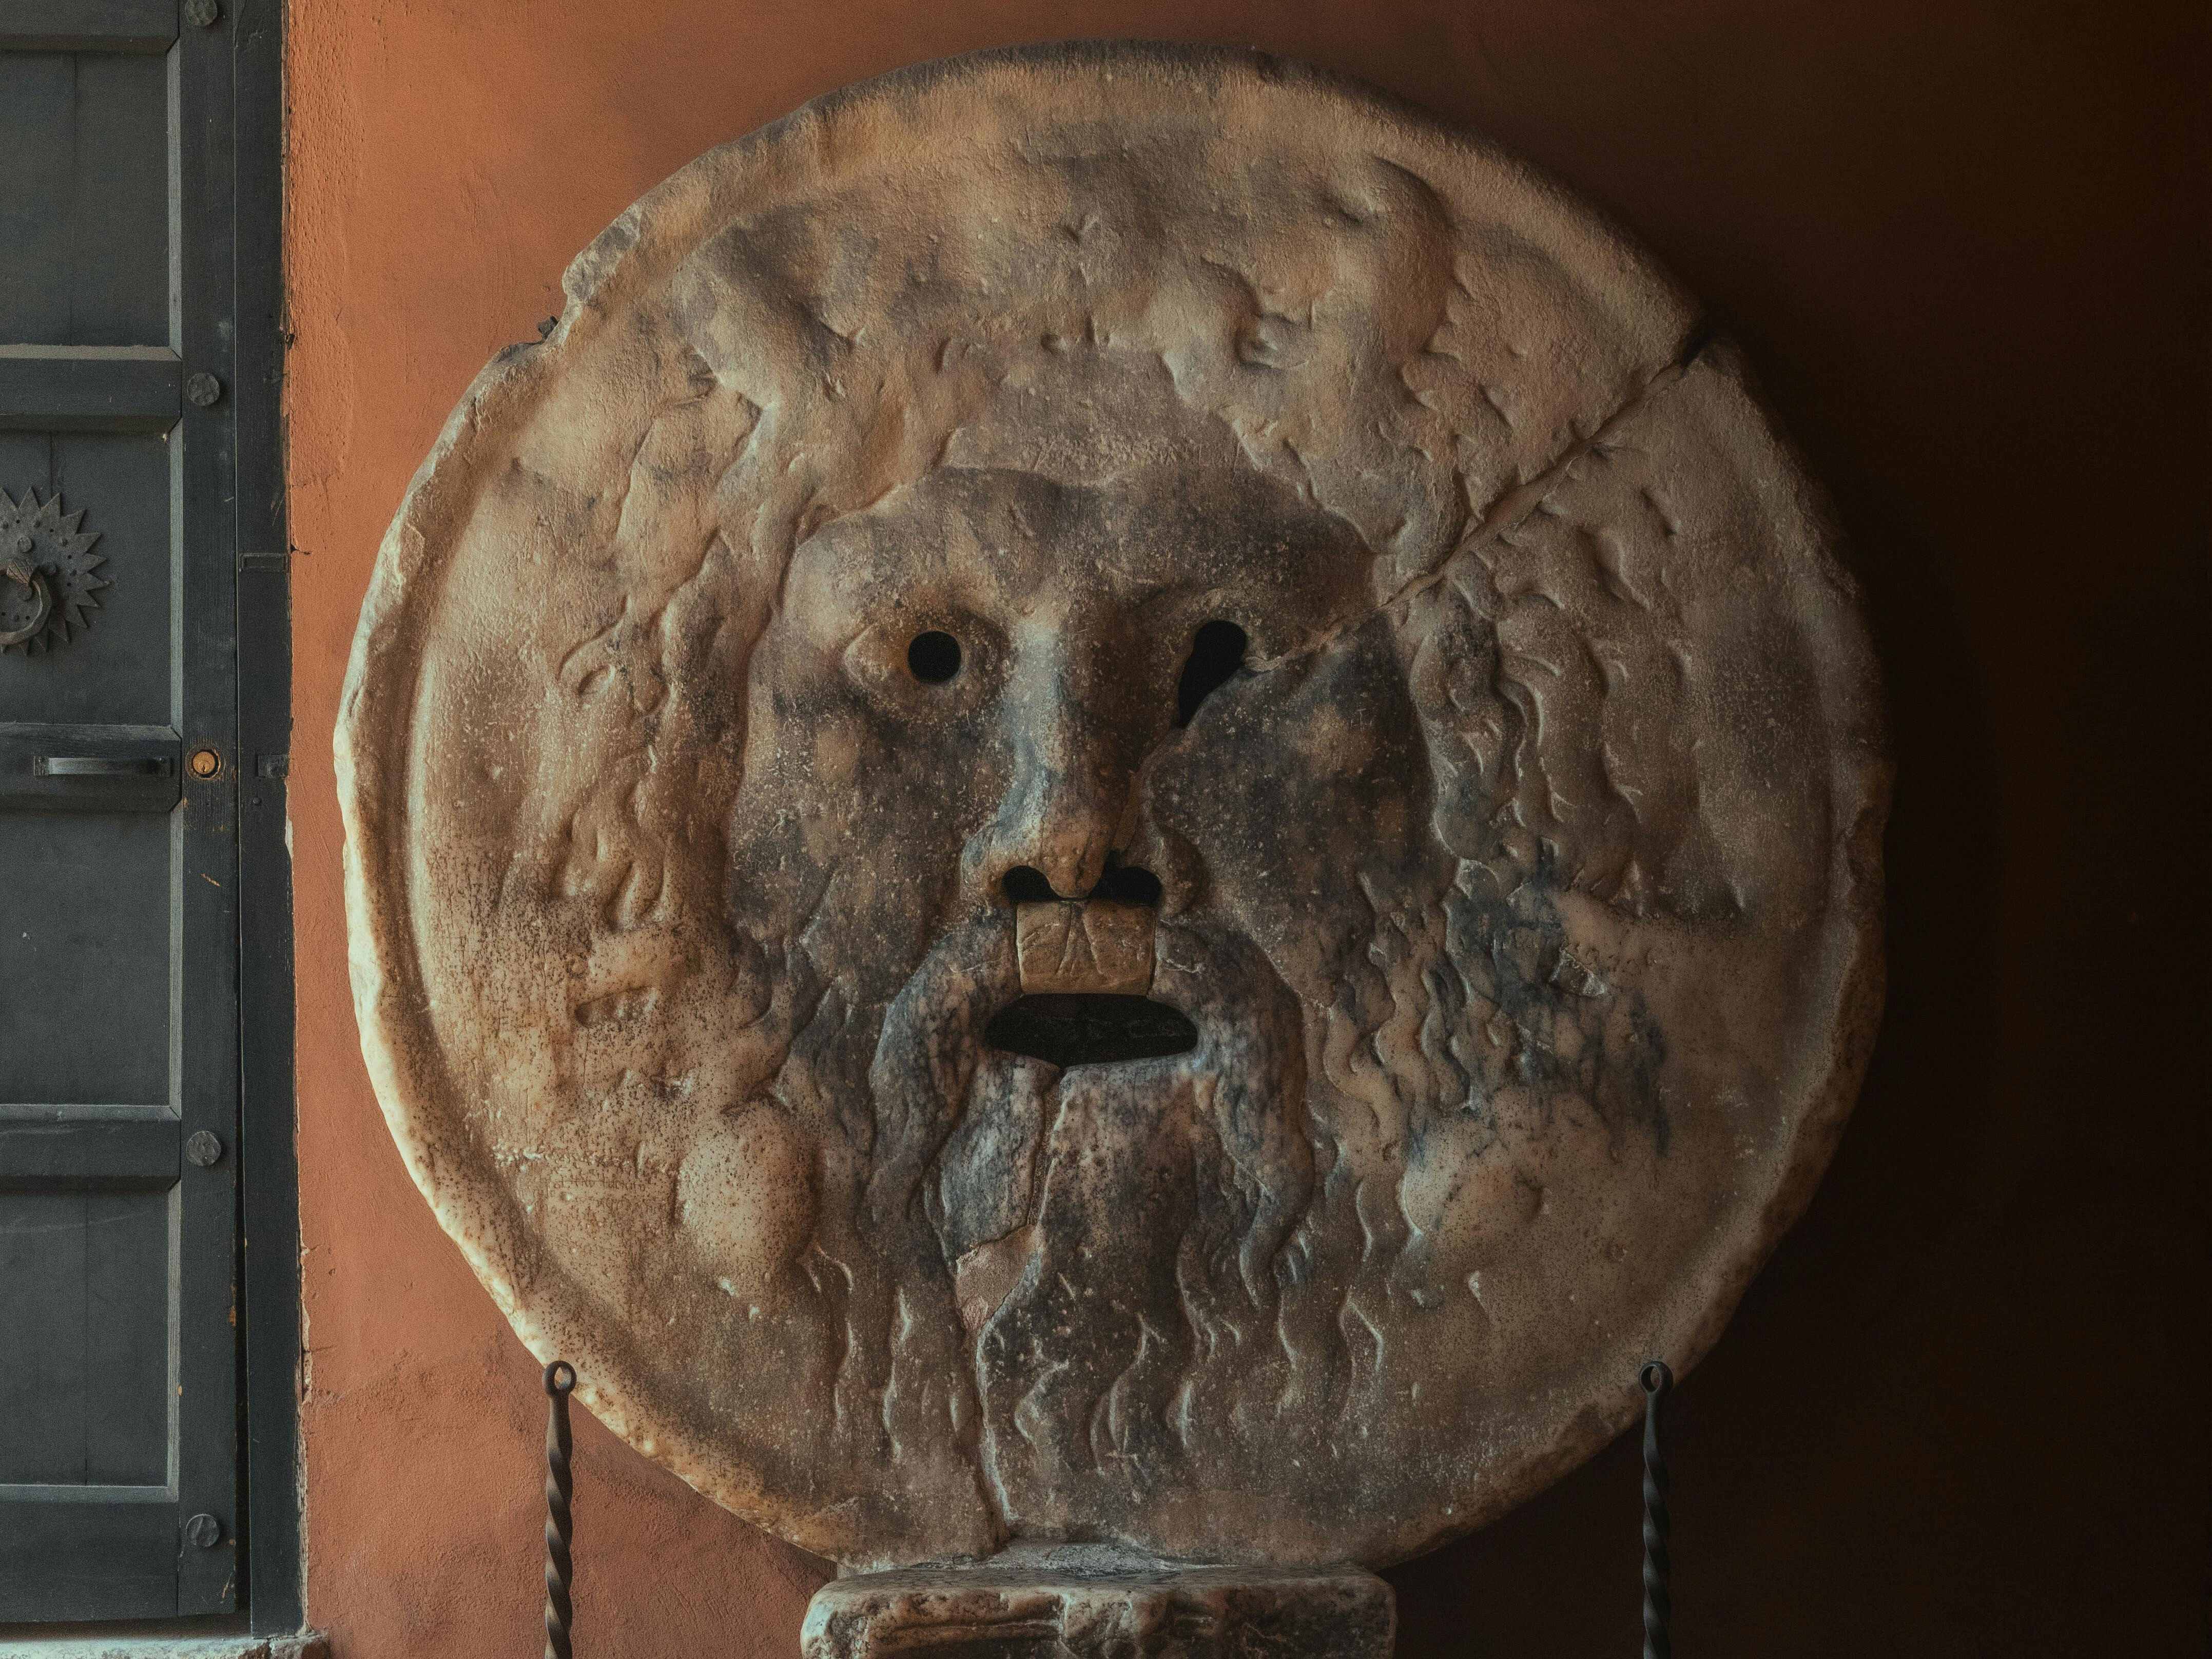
[188,747,222,778]
[186,1130,224,1167]
[185,373,223,408]
[183,1513,223,1548]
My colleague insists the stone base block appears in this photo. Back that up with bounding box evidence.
[802,1546,1393,1659]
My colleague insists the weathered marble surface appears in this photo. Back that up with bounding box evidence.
[338,42,1887,1576]
[803,1549,1391,1659]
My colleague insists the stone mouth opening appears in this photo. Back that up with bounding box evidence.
[984,992,1198,1069]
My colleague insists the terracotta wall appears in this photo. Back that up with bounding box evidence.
[283,1,2205,1654]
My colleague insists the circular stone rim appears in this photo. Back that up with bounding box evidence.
[335,37,1890,1570]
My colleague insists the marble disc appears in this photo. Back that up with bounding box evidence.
[338,41,1887,1571]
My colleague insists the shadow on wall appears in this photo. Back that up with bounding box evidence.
[1393,486,1999,1655]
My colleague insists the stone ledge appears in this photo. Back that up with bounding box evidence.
[805,1549,1391,1658]
[0,1634,325,1659]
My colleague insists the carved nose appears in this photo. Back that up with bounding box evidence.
[981,625,1147,901]
[995,747,1126,900]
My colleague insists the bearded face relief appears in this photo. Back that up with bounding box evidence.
[339,44,1887,1574]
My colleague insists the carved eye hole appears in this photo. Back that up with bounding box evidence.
[1174,620,1247,726]
[907,630,963,684]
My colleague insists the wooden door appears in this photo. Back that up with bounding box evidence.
[0,0,279,1621]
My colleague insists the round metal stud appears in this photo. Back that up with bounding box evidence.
[182,0,221,24]
[183,1513,223,1548]
[185,372,223,408]
[186,1130,224,1167]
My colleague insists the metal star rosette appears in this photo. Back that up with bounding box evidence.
[0,488,108,653]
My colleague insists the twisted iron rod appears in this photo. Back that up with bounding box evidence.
[543,1361,577,1659]
[1639,1360,1673,1659]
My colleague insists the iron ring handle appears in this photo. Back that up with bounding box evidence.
[0,561,51,647]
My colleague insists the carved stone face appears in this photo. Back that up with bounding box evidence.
[727,387,1456,1538]
[339,43,1887,1573]
[735,402,1380,950]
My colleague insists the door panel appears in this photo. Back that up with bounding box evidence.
[0,0,241,1623]
[0,1187,174,1487]
[0,50,171,347]
[0,811,173,1106]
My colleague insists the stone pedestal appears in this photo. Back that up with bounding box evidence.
[801,1546,1394,1659]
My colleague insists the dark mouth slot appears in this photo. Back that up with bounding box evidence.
[984,994,1197,1069]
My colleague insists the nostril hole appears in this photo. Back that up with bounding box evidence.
[908,630,962,684]
[1002,862,1161,905]
[1093,860,1162,906]
[1003,865,1059,904]
[1175,619,1247,726]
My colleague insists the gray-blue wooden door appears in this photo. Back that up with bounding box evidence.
[0,0,242,1619]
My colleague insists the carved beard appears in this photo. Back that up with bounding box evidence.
[725,650,1640,1537]
[955,923,1319,1527]
[780,902,1330,1533]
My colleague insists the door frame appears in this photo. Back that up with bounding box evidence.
[231,0,301,1635]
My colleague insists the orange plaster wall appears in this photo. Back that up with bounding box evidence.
[283,1,2204,1655]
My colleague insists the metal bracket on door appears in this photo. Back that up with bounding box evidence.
[1,724,181,811]
[34,754,171,777]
